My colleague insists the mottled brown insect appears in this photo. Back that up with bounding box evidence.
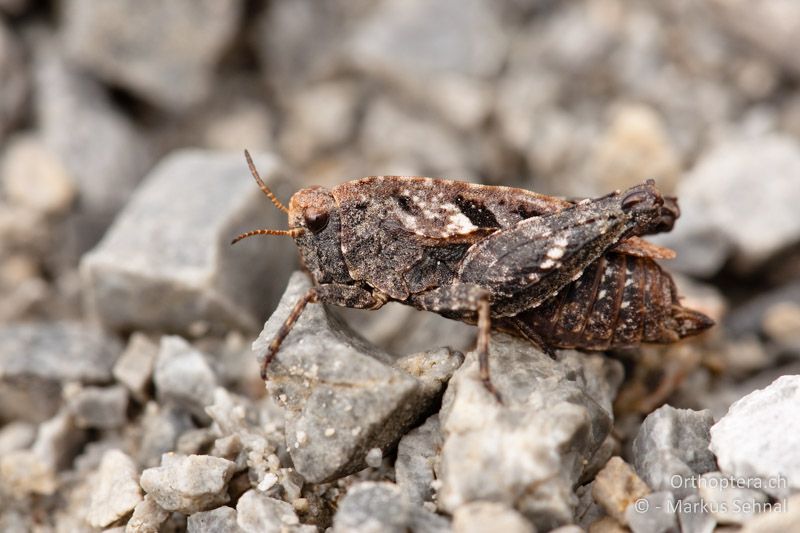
[232,151,713,401]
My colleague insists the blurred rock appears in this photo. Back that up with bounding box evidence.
[114,333,159,402]
[624,491,678,533]
[256,272,461,483]
[437,336,622,531]
[725,281,800,338]
[31,408,86,470]
[87,449,142,528]
[395,414,441,505]
[590,104,681,195]
[62,0,243,110]
[154,336,217,422]
[279,81,360,164]
[125,494,170,533]
[654,135,800,275]
[676,493,716,533]
[187,506,241,533]
[236,490,314,533]
[588,516,626,533]
[453,502,534,533]
[347,0,506,82]
[0,449,58,495]
[740,493,800,533]
[763,301,800,354]
[137,402,195,468]
[203,100,274,153]
[66,384,129,429]
[592,456,651,525]
[34,48,151,237]
[139,453,237,514]
[332,482,410,533]
[80,150,295,335]
[632,405,716,498]
[0,421,35,455]
[697,471,768,525]
[1,134,76,215]
[710,375,800,498]
[0,321,121,422]
[0,21,27,141]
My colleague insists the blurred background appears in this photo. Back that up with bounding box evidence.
[1,0,800,529]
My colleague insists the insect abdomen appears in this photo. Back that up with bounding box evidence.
[511,253,713,350]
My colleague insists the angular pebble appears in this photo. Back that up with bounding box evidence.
[438,334,622,531]
[453,502,534,533]
[63,0,243,110]
[624,491,678,533]
[676,493,716,533]
[236,490,314,533]
[187,506,241,533]
[332,482,410,533]
[87,449,142,528]
[139,453,236,514]
[395,414,442,505]
[256,272,461,483]
[154,336,217,422]
[113,333,159,402]
[710,374,800,498]
[80,150,295,335]
[697,471,768,525]
[0,322,121,422]
[592,456,651,525]
[67,384,129,429]
[137,402,195,468]
[632,405,717,498]
[125,494,170,533]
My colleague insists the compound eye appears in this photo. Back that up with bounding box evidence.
[303,207,329,234]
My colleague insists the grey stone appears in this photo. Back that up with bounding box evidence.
[34,48,151,225]
[187,506,242,533]
[154,336,217,422]
[137,402,195,468]
[236,490,314,533]
[676,494,716,533]
[0,21,27,141]
[113,333,159,402]
[0,321,121,422]
[740,493,800,533]
[80,149,295,336]
[697,471,768,525]
[125,494,170,533]
[710,374,800,498]
[63,0,243,110]
[437,335,623,531]
[410,507,451,533]
[332,482,410,533]
[255,272,461,483]
[346,0,507,81]
[87,449,143,528]
[632,405,717,498]
[139,453,237,514]
[31,409,87,470]
[624,491,678,533]
[453,502,534,533]
[653,135,800,274]
[0,421,36,455]
[575,482,604,530]
[592,456,651,525]
[67,384,129,429]
[725,281,800,339]
[395,414,442,505]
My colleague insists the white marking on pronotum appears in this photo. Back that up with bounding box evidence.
[598,289,607,299]
[546,247,565,260]
[540,258,556,269]
[620,301,630,309]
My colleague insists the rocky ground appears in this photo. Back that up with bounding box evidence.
[1,1,800,532]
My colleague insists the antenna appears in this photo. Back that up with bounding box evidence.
[244,149,289,214]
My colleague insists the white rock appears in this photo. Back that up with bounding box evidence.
[236,490,314,533]
[113,333,159,402]
[125,494,170,533]
[453,502,534,533]
[710,374,800,498]
[87,449,142,528]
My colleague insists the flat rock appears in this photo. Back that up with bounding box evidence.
[113,333,159,402]
[592,456,651,525]
[0,321,121,422]
[654,135,800,274]
[236,490,314,533]
[80,149,295,335]
[709,374,800,498]
[139,453,237,514]
[67,384,129,429]
[87,449,142,528]
[255,272,462,483]
[632,405,717,498]
[453,502,534,533]
[437,335,623,531]
[63,0,243,110]
[154,336,217,422]
[187,506,241,533]
[332,482,411,533]
[395,414,442,505]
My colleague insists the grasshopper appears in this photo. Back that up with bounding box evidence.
[233,151,713,401]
